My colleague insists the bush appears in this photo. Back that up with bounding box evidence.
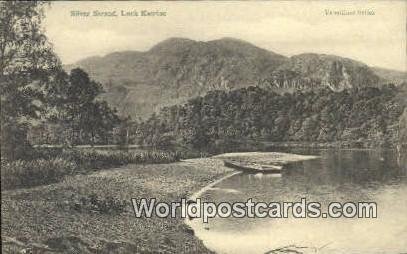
[1,148,180,190]
[0,121,32,161]
[1,158,76,189]
[59,149,180,169]
[57,193,129,214]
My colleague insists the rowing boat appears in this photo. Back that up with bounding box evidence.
[223,160,283,173]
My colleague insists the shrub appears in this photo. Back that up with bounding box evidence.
[1,148,180,190]
[59,149,180,169]
[57,193,129,214]
[1,158,76,189]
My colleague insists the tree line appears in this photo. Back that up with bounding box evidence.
[135,85,404,152]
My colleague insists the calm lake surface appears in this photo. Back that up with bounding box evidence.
[188,149,407,254]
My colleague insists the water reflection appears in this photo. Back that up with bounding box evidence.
[190,149,407,254]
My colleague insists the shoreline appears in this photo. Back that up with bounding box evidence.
[260,141,400,149]
[1,158,232,253]
[187,171,242,202]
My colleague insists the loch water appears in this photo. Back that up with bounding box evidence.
[189,149,407,254]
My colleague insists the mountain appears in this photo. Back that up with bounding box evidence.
[371,67,407,85]
[66,37,287,118]
[260,53,381,91]
[65,37,405,118]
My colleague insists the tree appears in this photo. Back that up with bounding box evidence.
[81,101,120,145]
[48,68,121,145]
[1,1,60,159]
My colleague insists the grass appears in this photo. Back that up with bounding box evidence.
[1,148,180,190]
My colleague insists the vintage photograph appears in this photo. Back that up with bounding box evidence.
[1,1,406,253]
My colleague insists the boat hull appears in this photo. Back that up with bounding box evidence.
[224,160,283,174]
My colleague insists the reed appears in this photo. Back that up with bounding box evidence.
[1,148,180,190]
[1,158,76,189]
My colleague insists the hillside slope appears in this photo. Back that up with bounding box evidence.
[260,53,381,91]
[372,67,407,85]
[66,37,404,118]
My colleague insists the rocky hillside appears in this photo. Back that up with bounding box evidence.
[260,53,381,91]
[372,67,407,85]
[66,37,405,118]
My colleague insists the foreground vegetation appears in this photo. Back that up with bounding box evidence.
[1,149,180,190]
[2,158,231,253]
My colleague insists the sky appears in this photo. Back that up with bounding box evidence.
[44,1,406,71]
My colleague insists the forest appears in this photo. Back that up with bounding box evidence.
[135,85,405,152]
[24,79,406,154]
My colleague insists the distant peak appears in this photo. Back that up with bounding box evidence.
[161,37,196,43]
[208,37,286,58]
[209,37,254,45]
[148,37,198,52]
[105,50,140,57]
[217,37,246,42]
